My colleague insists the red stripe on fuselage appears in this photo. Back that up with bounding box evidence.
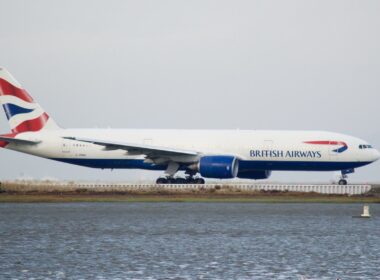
[304,141,346,146]
[0,78,34,102]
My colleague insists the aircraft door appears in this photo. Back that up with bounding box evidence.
[61,140,71,155]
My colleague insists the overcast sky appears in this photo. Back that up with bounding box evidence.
[0,0,379,183]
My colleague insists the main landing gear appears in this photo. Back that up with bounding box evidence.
[156,162,206,184]
[338,169,355,185]
[156,176,205,185]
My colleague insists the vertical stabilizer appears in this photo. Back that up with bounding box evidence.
[0,67,60,133]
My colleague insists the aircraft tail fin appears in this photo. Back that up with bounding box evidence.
[0,67,60,133]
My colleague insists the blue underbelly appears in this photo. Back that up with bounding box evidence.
[50,158,370,171]
[239,160,370,171]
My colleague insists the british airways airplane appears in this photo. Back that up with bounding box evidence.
[0,68,379,185]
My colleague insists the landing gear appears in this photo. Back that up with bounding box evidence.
[156,177,181,184]
[155,164,205,184]
[338,179,347,185]
[182,176,205,184]
[175,177,187,184]
[337,169,354,185]
[194,177,205,184]
[185,170,205,184]
[156,177,168,184]
[155,176,205,185]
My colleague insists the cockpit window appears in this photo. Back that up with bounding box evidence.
[359,144,374,149]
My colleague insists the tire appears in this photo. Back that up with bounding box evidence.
[195,178,205,184]
[175,178,187,185]
[185,177,195,184]
[156,177,167,184]
[166,177,176,184]
[338,179,347,185]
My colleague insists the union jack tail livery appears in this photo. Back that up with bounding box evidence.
[0,67,59,133]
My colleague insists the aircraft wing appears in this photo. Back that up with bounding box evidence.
[63,137,200,162]
[0,136,41,145]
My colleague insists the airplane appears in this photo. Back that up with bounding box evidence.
[0,67,379,185]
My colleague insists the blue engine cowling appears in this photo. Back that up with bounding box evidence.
[199,156,239,179]
[237,170,272,180]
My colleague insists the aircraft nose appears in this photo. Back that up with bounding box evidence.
[371,149,380,162]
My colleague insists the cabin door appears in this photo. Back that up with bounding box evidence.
[61,140,71,155]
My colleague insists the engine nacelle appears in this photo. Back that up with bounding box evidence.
[198,156,239,179]
[237,170,272,180]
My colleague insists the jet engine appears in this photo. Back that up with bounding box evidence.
[194,156,239,179]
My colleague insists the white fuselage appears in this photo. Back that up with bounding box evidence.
[6,129,380,173]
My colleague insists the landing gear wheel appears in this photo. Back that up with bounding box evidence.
[156,177,168,184]
[338,169,354,186]
[195,178,205,184]
[338,179,347,185]
[166,177,176,184]
[174,177,187,184]
[185,177,195,184]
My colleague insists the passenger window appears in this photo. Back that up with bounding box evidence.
[359,145,362,149]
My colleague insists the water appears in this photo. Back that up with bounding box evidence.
[0,203,379,279]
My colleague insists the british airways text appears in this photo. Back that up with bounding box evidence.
[250,150,322,158]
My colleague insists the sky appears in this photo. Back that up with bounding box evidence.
[0,0,379,183]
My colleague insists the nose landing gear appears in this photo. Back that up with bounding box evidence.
[338,178,347,185]
[338,169,355,185]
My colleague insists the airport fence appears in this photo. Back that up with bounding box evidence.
[0,181,372,195]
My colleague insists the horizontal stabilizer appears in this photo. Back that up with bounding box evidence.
[0,136,41,145]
